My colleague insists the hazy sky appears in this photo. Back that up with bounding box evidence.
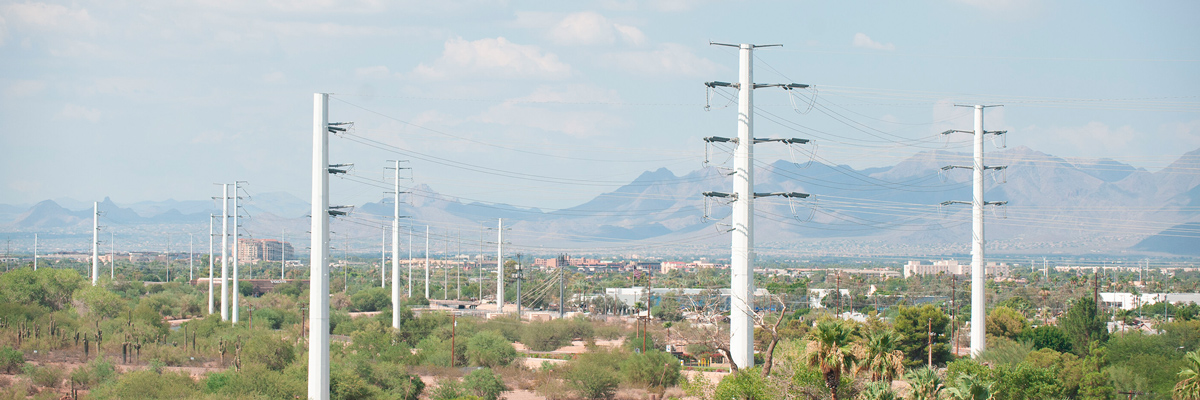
[2,0,1198,211]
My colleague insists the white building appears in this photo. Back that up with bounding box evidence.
[1100,292,1200,311]
[903,259,1010,279]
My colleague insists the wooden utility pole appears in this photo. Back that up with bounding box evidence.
[927,318,933,368]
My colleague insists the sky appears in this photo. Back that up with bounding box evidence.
[2,0,1198,211]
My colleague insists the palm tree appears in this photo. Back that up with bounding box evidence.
[805,319,859,400]
[944,374,992,400]
[858,328,906,383]
[905,367,942,400]
[1176,350,1200,400]
[859,381,898,400]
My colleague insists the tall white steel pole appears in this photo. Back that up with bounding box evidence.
[381,227,386,288]
[496,218,504,312]
[309,93,331,400]
[429,225,434,297]
[221,184,230,321]
[728,44,756,370]
[32,233,37,271]
[209,214,215,315]
[392,161,402,328]
[232,182,241,324]
[281,229,286,280]
[92,202,99,286]
[407,224,413,297]
[970,105,986,357]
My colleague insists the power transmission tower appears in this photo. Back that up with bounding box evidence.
[92,202,101,286]
[387,159,410,329]
[309,93,352,400]
[232,181,245,324]
[209,214,215,315]
[702,42,811,370]
[219,184,230,321]
[939,105,1008,358]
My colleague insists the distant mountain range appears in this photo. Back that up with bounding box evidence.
[3,146,1198,257]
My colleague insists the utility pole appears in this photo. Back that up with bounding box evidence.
[232,181,241,324]
[309,93,350,400]
[836,271,842,315]
[32,233,37,270]
[560,262,566,319]
[389,160,407,329]
[92,201,99,285]
[429,225,434,297]
[702,42,810,371]
[408,223,413,297]
[927,318,934,368]
[496,218,505,312]
[939,105,1008,358]
[479,228,484,300]
[951,274,957,355]
[110,231,114,279]
[220,184,230,321]
[209,214,215,315]
[281,229,287,280]
[516,253,523,318]
[381,226,386,288]
[189,233,194,282]
[167,233,171,283]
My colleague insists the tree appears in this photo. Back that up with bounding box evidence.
[1079,342,1114,400]
[1018,325,1072,353]
[804,319,858,400]
[894,305,952,367]
[713,369,771,400]
[467,330,517,368]
[857,328,905,383]
[905,367,944,400]
[945,373,994,400]
[1176,351,1200,400]
[1059,297,1109,355]
[462,368,509,400]
[619,350,681,388]
[859,381,898,400]
[752,294,789,377]
[985,306,1028,340]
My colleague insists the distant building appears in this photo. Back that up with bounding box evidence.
[903,259,1009,279]
[238,239,294,263]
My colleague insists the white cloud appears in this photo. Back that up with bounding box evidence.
[550,12,614,45]
[547,12,645,46]
[476,85,624,138]
[606,43,719,77]
[5,80,45,97]
[355,65,391,79]
[59,103,100,122]
[613,24,645,46]
[1,2,99,35]
[412,37,571,80]
[853,33,895,51]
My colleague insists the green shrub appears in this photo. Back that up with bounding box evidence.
[89,370,201,399]
[0,346,23,373]
[565,361,619,400]
[241,333,296,371]
[522,320,573,352]
[713,369,770,400]
[23,364,63,388]
[430,378,475,400]
[351,287,391,312]
[619,350,680,388]
[70,357,116,390]
[467,331,517,368]
[463,368,509,400]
